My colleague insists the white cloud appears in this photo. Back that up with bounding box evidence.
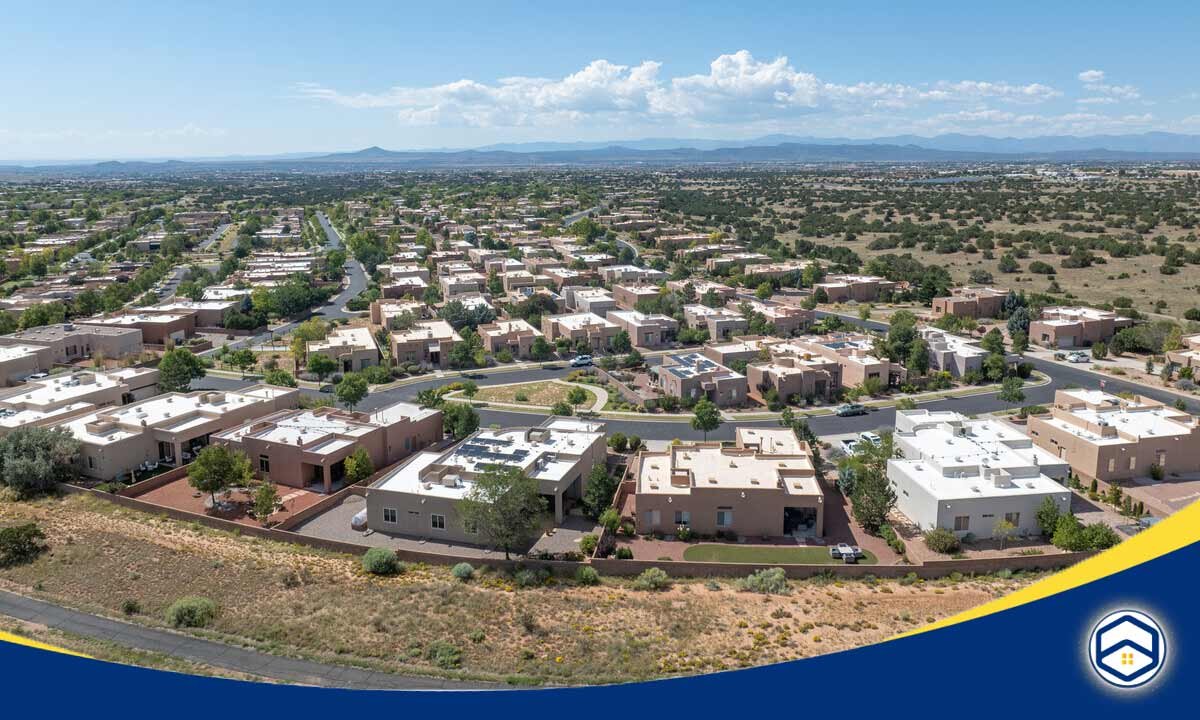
[1078,69,1106,83]
[1077,69,1140,102]
[295,51,1063,128]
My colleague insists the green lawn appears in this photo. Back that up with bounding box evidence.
[682,543,877,565]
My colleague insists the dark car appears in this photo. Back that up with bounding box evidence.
[835,403,867,417]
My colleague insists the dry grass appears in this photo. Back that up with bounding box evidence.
[1,494,1037,685]
[474,381,595,409]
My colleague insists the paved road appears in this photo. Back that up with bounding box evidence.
[198,212,366,356]
[0,590,494,689]
[560,205,599,227]
[197,222,231,252]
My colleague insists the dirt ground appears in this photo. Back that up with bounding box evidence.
[134,478,325,527]
[475,381,595,408]
[0,493,1038,685]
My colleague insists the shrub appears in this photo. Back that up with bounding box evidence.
[362,547,402,575]
[513,567,551,588]
[451,562,475,581]
[632,567,671,591]
[737,567,789,594]
[361,365,393,385]
[675,525,694,542]
[615,547,633,560]
[1149,464,1165,482]
[608,432,628,452]
[880,524,906,555]
[579,533,598,556]
[0,523,46,567]
[425,640,462,669]
[627,435,642,452]
[598,508,621,532]
[924,527,961,555]
[575,566,600,586]
[166,596,217,628]
[121,599,141,616]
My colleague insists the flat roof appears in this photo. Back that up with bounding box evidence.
[638,444,817,496]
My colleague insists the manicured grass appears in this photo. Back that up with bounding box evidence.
[682,543,877,565]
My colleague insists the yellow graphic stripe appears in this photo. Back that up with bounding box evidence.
[894,499,1200,639]
[0,629,89,657]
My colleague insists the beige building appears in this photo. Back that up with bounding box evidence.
[606,309,678,349]
[683,304,747,340]
[478,319,543,358]
[746,355,841,405]
[540,312,620,352]
[562,286,616,315]
[930,287,1007,320]
[0,367,157,433]
[57,385,299,481]
[0,344,56,386]
[1029,307,1134,349]
[814,274,898,303]
[307,326,380,373]
[1027,389,1200,483]
[215,401,443,493]
[653,351,748,407]
[365,418,607,543]
[369,298,426,328]
[612,283,662,311]
[0,323,143,364]
[390,320,462,368]
[736,298,814,336]
[1166,333,1200,369]
[632,428,823,538]
[81,311,196,346]
[764,333,906,390]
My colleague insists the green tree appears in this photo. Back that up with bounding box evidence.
[253,483,279,526]
[188,445,253,510]
[1011,330,1029,354]
[999,376,1025,403]
[690,398,722,441]
[981,328,1006,355]
[566,386,589,412]
[335,373,369,411]
[906,338,930,376]
[460,380,478,400]
[307,352,337,385]
[1091,341,1108,360]
[262,368,297,387]
[344,447,375,484]
[157,348,206,393]
[457,466,547,559]
[992,518,1015,549]
[443,403,480,439]
[583,465,620,519]
[417,388,445,409]
[228,348,257,378]
[0,426,81,497]
[842,433,896,535]
[1036,497,1062,539]
[529,336,553,361]
[611,329,632,354]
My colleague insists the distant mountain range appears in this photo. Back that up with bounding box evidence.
[5,132,1200,176]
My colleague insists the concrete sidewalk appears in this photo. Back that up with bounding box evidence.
[0,589,497,690]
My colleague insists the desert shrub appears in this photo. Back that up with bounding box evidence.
[514,567,550,588]
[361,365,393,384]
[615,546,633,559]
[632,567,671,591]
[880,524,906,554]
[425,640,462,669]
[579,533,598,556]
[362,547,402,575]
[121,599,141,616]
[675,525,694,542]
[575,566,600,586]
[598,508,621,532]
[0,523,46,567]
[924,527,961,555]
[451,562,474,581]
[166,596,217,628]
[737,567,789,594]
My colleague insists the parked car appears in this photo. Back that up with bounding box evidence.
[1068,352,1091,363]
[840,438,860,454]
[858,431,882,445]
[835,403,867,417]
[570,355,593,367]
[1053,352,1067,361]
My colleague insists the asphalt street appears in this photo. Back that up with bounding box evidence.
[0,590,494,689]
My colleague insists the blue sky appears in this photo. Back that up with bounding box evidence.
[3,1,1199,159]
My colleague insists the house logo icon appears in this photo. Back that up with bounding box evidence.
[1088,610,1166,688]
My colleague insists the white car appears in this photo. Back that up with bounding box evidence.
[840,438,860,454]
[1068,352,1090,363]
[570,355,593,367]
[858,431,882,445]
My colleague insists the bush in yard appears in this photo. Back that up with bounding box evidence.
[632,567,671,591]
[362,547,402,575]
[575,565,601,585]
[425,640,462,669]
[737,567,789,594]
[880,524,905,555]
[0,523,47,567]
[451,562,475,581]
[615,546,633,559]
[924,527,961,555]
[599,508,621,532]
[166,596,217,628]
[121,599,141,616]
[579,533,598,556]
[513,567,550,588]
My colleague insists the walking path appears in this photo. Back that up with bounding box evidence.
[0,589,495,690]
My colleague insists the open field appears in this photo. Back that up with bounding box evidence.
[474,381,595,409]
[0,494,1034,684]
[683,544,879,565]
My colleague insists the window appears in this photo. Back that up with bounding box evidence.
[716,509,733,528]
[1107,458,1115,473]
[431,514,446,530]
[404,437,412,451]
[646,510,660,527]
[382,508,397,524]
[1129,456,1136,471]
[1004,512,1020,526]
[87,456,95,469]
[953,515,970,532]
[674,510,691,526]
[258,455,270,473]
